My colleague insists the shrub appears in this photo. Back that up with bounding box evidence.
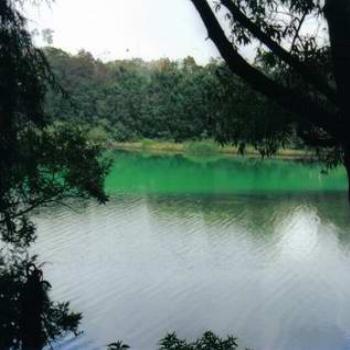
[184,140,220,155]
[107,331,243,350]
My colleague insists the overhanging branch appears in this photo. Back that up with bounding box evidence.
[220,0,337,105]
[190,0,338,137]
[290,11,306,51]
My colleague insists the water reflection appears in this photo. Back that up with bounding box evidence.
[105,152,347,195]
[31,192,350,350]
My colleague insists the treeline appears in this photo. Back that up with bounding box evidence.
[45,48,298,152]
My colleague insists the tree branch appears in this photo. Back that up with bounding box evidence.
[190,0,338,136]
[290,11,306,51]
[220,0,337,104]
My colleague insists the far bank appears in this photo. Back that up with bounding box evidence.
[109,139,314,160]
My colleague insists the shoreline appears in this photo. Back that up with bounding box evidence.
[109,140,315,160]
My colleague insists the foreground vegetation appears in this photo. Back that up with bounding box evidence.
[191,0,350,196]
[0,1,109,348]
[108,331,245,350]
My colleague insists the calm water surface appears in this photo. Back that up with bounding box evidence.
[34,152,350,350]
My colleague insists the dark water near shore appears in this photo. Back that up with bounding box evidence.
[34,152,350,350]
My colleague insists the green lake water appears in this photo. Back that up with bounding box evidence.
[105,152,346,194]
[34,151,350,350]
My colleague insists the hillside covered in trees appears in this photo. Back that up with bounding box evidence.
[45,48,299,154]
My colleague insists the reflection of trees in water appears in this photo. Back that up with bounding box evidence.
[108,152,346,195]
[142,193,350,244]
[0,251,81,349]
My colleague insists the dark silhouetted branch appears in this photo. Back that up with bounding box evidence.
[290,11,306,51]
[190,0,338,137]
[220,0,337,104]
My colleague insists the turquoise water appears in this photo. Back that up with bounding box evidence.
[105,152,346,194]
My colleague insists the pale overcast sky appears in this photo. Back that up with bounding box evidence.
[25,0,224,64]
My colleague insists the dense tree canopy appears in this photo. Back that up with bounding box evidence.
[189,0,350,195]
[44,47,297,154]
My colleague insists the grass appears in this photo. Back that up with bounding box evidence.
[110,139,312,159]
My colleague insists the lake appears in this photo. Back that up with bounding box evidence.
[34,151,350,350]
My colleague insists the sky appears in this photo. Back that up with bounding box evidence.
[23,1,326,66]
[25,0,223,64]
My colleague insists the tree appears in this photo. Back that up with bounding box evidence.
[44,47,289,146]
[0,254,82,349]
[107,340,131,350]
[189,0,350,197]
[0,0,110,247]
[106,332,240,350]
[0,0,110,347]
[159,331,239,350]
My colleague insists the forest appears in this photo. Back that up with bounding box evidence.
[44,47,298,155]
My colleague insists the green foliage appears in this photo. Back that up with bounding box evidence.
[87,125,110,145]
[1,2,110,247]
[0,253,81,349]
[141,138,156,149]
[43,49,296,154]
[190,0,348,173]
[0,0,54,130]
[184,140,220,155]
[107,340,131,350]
[0,2,110,348]
[159,332,239,350]
[0,123,110,246]
[106,332,242,350]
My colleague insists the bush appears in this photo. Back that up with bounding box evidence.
[184,140,220,155]
[87,126,109,144]
[159,331,239,350]
[108,331,243,350]
[141,138,156,149]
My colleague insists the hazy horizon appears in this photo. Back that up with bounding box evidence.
[25,0,224,65]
